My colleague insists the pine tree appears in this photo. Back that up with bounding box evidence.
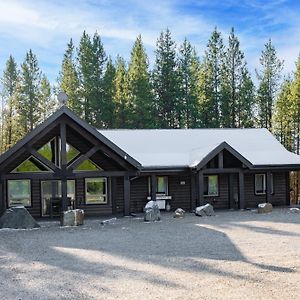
[197,60,213,127]
[1,55,18,150]
[102,57,116,128]
[237,69,255,127]
[127,35,154,128]
[220,28,249,128]
[77,31,106,126]
[200,28,224,127]
[16,49,42,133]
[177,38,200,128]
[153,29,179,128]
[290,56,300,154]
[58,39,81,116]
[256,39,283,129]
[113,56,129,128]
[91,32,107,127]
[39,75,55,122]
[273,77,293,150]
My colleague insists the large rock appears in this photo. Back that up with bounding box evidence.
[144,201,161,222]
[174,208,185,218]
[258,203,272,214]
[0,206,40,229]
[60,209,84,226]
[195,204,215,217]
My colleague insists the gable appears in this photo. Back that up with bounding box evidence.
[0,107,141,173]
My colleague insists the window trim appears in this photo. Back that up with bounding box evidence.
[11,155,53,173]
[84,177,108,205]
[255,173,275,195]
[73,159,103,172]
[40,179,76,216]
[203,175,219,197]
[255,173,266,195]
[148,176,169,196]
[7,179,32,208]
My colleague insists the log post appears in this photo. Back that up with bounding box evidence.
[151,174,157,201]
[124,174,130,216]
[0,175,4,215]
[190,171,197,211]
[60,122,68,212]
[238,171,245,209]
[198,171,204,206]
[218,151,224,168]
[266,171,272,203]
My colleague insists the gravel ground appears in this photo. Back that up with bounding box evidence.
[1,208,300,300]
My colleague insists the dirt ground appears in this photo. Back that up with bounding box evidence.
[1,208,300,300]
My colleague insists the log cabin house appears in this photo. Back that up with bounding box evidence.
[0,106,299,218]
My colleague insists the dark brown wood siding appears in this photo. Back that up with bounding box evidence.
[130,176,148,213]
[202,174,230,209]
[115,177,124,214]
[244,172,287,207]
[168,174,191,211]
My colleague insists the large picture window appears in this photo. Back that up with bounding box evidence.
[7,179,31,207]
[85,178,107,204]
[204,175,218,196]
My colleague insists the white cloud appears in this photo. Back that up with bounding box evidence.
[0,0,298,83]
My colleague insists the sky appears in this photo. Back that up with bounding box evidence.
[0,0,299,84]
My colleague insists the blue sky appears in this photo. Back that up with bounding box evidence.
[0,0,299,84]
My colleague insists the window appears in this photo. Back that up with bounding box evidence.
[41,180,75,216]
[38,138,56,163]
[12,156,51,173]
[255,173,274,195]
[148,176,169,196]
[66,143,80,163]
[204,175,218,196]
[7,180,31,207]
[85,178,107,204]
[156,176,168,195]
[255,174,266,194]
[75,159,102,172]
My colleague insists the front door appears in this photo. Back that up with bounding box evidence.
[41,180,75,216]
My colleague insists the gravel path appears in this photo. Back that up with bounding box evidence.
[1,208,300,299]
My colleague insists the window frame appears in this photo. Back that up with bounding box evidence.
[203,175,219,197]
[7,179,32,208]
[11,155,53,173]
[85,177,108,205]
[74,159,103,172]
[148,176,169,196]
[255,173,266,195]
[255,173,274,195]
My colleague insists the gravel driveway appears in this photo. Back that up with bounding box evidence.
[1,208,300,300]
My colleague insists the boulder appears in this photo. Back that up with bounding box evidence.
[174,208,185,218]
[258,202,272,214]
[0,206,40,229]
[195,204,215,217]
[60,209,84,226]
[144,200,161,222]
[290,207,300,213]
